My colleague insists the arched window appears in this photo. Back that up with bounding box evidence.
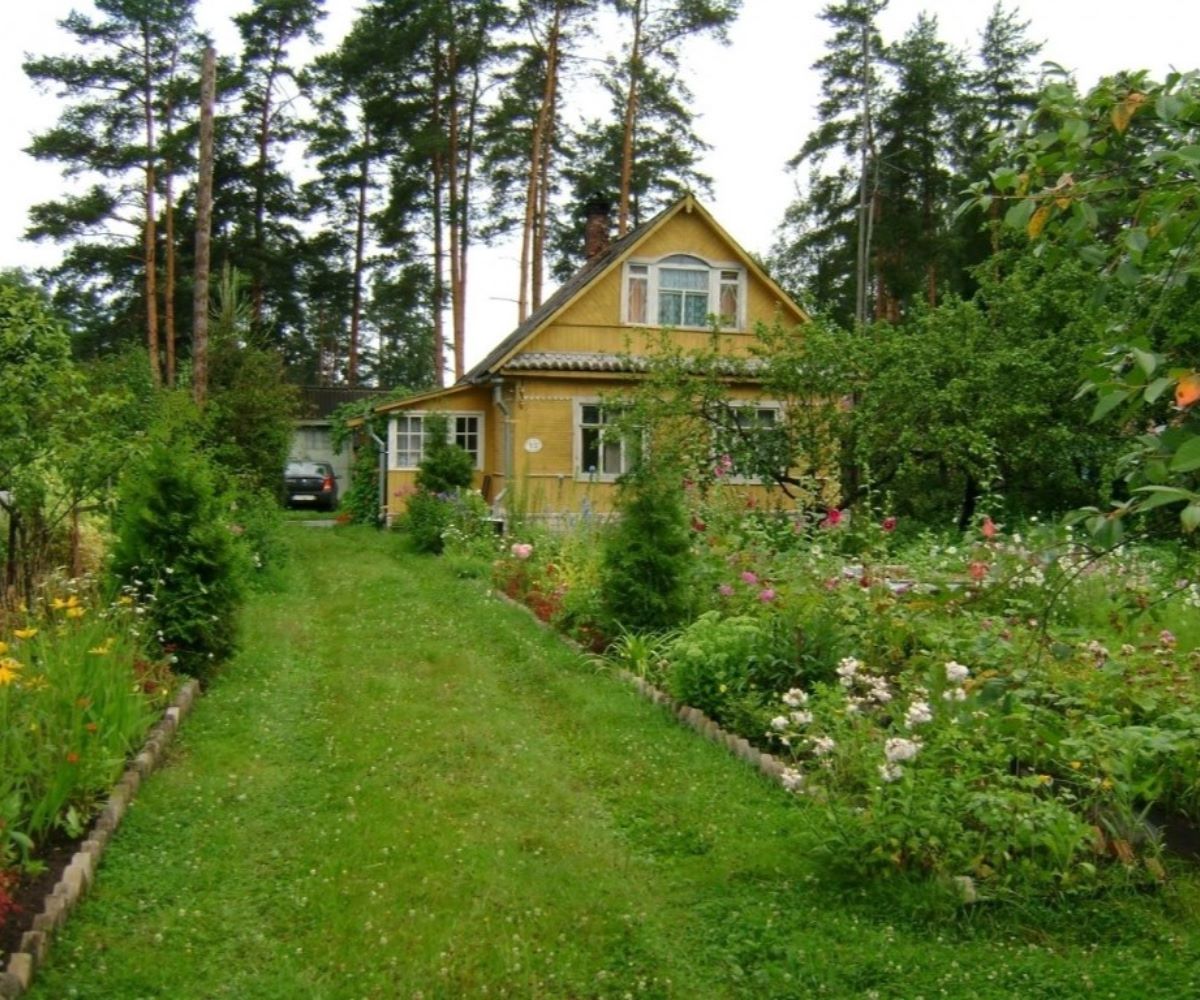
[623,254,744,330]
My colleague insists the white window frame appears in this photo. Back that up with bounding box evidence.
[714,402,783,484]
[388,411,485,471]
[621,253,746,331]
[574,398,637,482]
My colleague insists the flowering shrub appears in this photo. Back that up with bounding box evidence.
[0,585,172,873]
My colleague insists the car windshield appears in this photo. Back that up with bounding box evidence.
[286,462,329,477]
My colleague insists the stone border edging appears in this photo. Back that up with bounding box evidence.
[493,590,791,788]
[0,678,202,999]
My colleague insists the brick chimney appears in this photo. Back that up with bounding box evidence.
[583,197,612,261]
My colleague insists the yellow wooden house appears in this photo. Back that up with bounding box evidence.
[373,194,808,523]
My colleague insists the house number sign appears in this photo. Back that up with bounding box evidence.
[524,437,543,453]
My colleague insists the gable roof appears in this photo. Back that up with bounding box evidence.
[461,194,807,384]
[460,202,671,383]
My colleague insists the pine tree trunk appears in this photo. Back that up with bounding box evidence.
[532,10,560,311]
[446,39,464,382]
[251,40,285,330]
[192,46,216,407]
[164,164,177,387]
[521,3,562,319]
[349,121,370,387]
[617,5,644,237]
[142,29,160,385]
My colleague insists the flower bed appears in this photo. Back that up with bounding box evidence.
[491,500,1200,903]
[0,584,174,949]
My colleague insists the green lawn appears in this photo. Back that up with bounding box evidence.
[28,527,1200,999]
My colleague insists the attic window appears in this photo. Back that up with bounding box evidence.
[623,254,744,330]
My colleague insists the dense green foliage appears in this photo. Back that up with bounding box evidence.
[976,69,1200,540]
[108,407,245,680]
[600,465,693,631]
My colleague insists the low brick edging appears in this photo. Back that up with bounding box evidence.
[493,591,792,789]
[0,679,201,999]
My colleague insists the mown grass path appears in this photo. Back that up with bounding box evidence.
[29,528,1200,999]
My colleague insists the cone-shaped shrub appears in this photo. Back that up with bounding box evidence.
[600,465,692,632]
[109,413,244,680]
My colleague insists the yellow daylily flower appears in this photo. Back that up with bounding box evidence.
[13,628,37,640]
[66,607,86,619]
[0,657,22,686]
[0,641,7,655]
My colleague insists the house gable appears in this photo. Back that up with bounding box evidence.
[463,195,808,382]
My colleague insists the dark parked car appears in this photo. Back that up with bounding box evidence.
[285,460,338,510]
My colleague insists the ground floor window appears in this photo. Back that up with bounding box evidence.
[577,402,636,479]
[713,404,781,481]
[391,412,484,470]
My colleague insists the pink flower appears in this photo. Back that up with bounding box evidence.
[969,561,989,582]
[510,542,533,560]
[718,583,734,597]
[758,588,777,603]
[981,516,997,540]
[821,508,843,528]
[881,516,897,533]
[740,570,758,586]
[691,516,707,533]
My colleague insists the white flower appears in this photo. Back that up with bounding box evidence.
[884,737,922,763]
[780,767,806,793]
[942,687,966,702]
[782,687,809,708]
[866,678,892,704]
[879,762,904,783]
[836,657,861,687]
[770,715,791,731]
[904,700,933,728]
[810,736,836,757]
[944,661,970,685]
[789,710,813,726]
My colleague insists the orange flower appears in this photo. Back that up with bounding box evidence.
[1177,373,1200,409]
[66,752,80,765]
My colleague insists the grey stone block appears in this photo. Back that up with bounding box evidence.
[0,970,23,998]
[71,850,95,890]
[60,866,84,907]
[19,930,45,966]
[6,953,32,991]
[134,750,156,776]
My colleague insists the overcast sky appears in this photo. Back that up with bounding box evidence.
[3,0,1198,370]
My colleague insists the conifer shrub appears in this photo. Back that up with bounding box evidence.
[600,465,693,632]
[414,413,475,495]
[108,410,245,680]
[405,413,476,554]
